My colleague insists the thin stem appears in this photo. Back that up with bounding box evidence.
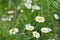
[15,13,22,27]
[8,0,12,8]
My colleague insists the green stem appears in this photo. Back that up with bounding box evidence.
[8,0,12,8]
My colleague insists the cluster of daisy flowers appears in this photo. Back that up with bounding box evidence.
[24,16,52,38]
[1,9,24,21]
[24,0,40,12]
[1,0,59,22]
[9,16,52,38]
[25,24,52,38]
[0,0,59,39]
[1,10,15,21]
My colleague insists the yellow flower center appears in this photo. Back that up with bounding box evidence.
[38,17,43,21]
[43,30,46,33]
[12,29,16,32]
[28,27,33,31]
[35,33,38,36]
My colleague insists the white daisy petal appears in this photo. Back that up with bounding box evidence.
[1,18,11,21]
[32,5,40,10]
[41,27,52,33]
[54,14,59,20]
[35,16,45,23]
[9,28,19,35]
[7,10,15,14]
[14,28,19,32]
[32,31,40,38]
[24,3,32,9]
[25,24,34,31]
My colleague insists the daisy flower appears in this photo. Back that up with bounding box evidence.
[41,27,52,33]
[54,14,59,20]
[32,5,40,12]
[24,3,32,9]
[32,5,40,10]
[25,24,34,31]
[1,18,11,21]
[7,10,15,14]
[32,31,40,38]
[24,0,32,9]
[35,16,45,23]
[9,28,19,34]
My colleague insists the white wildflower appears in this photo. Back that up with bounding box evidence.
[32,31,40,38]
[1,18,11,21]
[35,16,45,23]
[41,27,52,33]
[54,14,59,20]
[32,5,40,10]
[7,10,15,14]
[9,28,19,34]
[24,3,32,9]
[25,24,34,31]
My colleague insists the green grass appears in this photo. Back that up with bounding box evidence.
[0,0,60,40]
